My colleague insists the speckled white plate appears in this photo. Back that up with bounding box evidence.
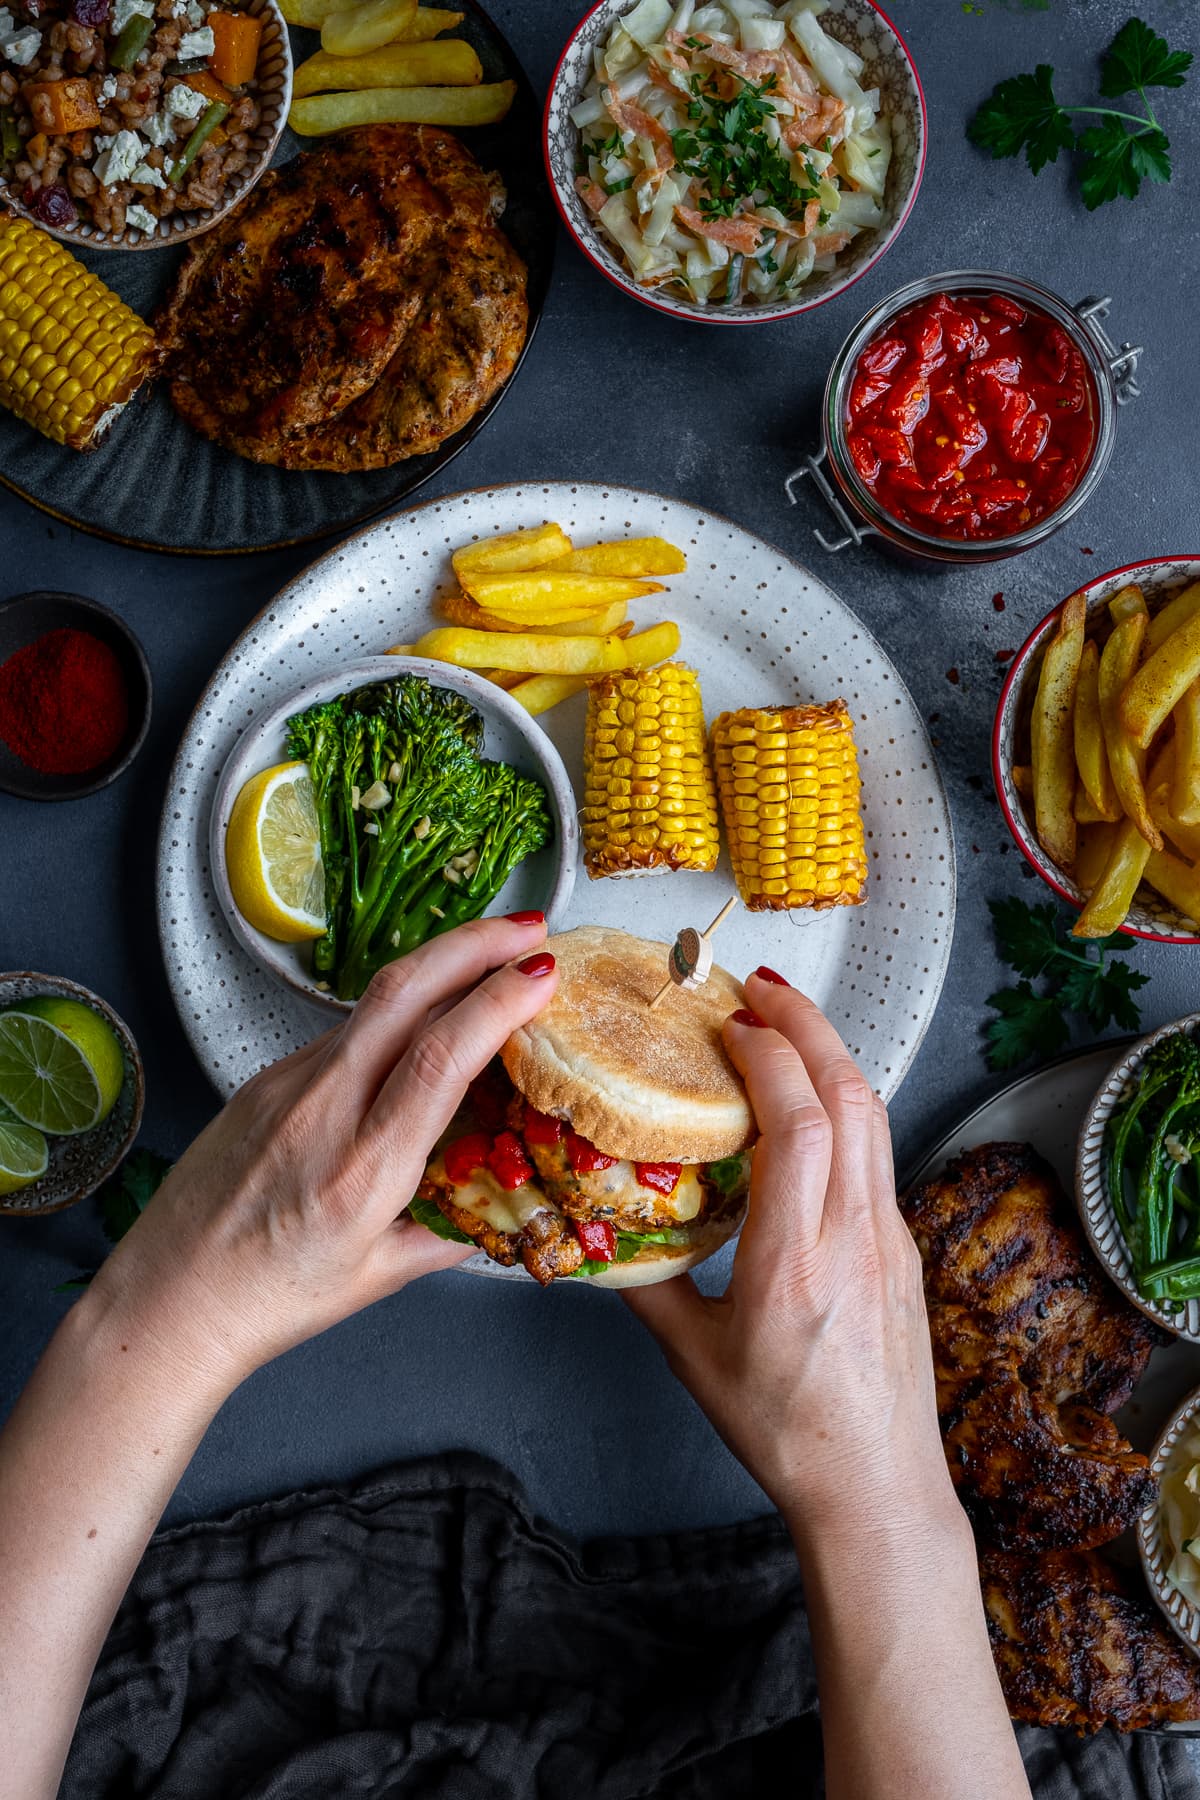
[156,480,954,1109]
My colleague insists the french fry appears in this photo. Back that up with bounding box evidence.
[452,524,572,576]
[1145,847,1200,928]
[1072,817,1151,938]
[321,0,416,55]
[290,79,515,131]
[1173,679,1200,825]
[293,38,481,95]
[1012,764,1033,798]
[440,592,628,637]
[412,621,681,674]
[1149,783,1200,865]
[458,572,664,615]
[546,537,687,578]
[482,669,524,690]
[279,0,458,31]
[1098,612,1162,850]
[506,674,590,715]
[1073,638,1120,820]
[1074,788,1108,824]
[1031,590,1085,871]
[1075,821,1118,891]
[1120,611,1200,751]
[1147,580,1200,652]
[1109,584,1148,625]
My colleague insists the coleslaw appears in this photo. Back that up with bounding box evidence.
[571,0,891,307]
[1162,1422,1200,1611]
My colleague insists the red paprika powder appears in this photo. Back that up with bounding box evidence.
[0,627,129,776]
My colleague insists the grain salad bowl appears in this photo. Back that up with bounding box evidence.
[544,0,926,324]
[993,556,1200,944]
[0,0,291,251]
[208,656,579,1014]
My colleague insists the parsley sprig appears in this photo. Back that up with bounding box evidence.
[670,70,817,220]
[967,17,1192,209]
[984,897,1149,1070]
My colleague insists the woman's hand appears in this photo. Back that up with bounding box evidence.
[91,912,557,1396]
[624,967,952,1528]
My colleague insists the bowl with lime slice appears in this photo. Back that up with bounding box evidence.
[0,974,143,1216]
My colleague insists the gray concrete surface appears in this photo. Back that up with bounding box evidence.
[1,0,1198,1538]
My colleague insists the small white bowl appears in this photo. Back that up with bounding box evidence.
[209,656,578,1012]
[1076,1013,1200,1341]
[1138,1382,1200,1661]
[993,556,1200,944]
[0,0,291,251]
[543,0,926,325]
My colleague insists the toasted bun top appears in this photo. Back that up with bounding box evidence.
[500,925,755,1163]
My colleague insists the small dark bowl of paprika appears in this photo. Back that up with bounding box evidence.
[0,592,151,802]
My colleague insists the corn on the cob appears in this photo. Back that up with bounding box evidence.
[711,699,867,910]
[0,214,156,451]
[583,663,720,877]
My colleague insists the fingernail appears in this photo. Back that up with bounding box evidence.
[753,965,790,987]
[729,1008,766,1028]
[505,910,545,924]
[516,952,556,978]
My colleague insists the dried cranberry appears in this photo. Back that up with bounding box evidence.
[71,0,111,25]
[29,184,78,228]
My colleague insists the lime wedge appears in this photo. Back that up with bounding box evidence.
[0,1011,105,1135]
[17,998,124,1121]
[0,1100,48,1195]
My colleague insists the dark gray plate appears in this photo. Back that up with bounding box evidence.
[0,1,554,556]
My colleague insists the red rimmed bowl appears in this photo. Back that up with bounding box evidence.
[543,0,926,325]
[992,556,1200,944]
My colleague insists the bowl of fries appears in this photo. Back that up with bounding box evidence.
[994,557,1200,943]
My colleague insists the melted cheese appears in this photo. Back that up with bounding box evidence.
[448,1169,552,1235]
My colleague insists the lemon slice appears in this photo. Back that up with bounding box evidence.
[226,760,326,943]
[0,1100,48,1194]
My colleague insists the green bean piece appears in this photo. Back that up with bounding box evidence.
[109,13,155,70]
[0,105,20,164]
[168,99,230,185]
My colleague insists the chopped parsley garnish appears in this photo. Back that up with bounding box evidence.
[669,69,815,220]
[967,16,1192,209]
[983,896,1148,1069]
[605,175,634,193]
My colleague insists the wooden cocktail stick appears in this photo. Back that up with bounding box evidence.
[648,896,740,1009]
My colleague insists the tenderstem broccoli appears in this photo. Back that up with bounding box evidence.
[1105,1029,1200,1298]
[285,676,552,1002]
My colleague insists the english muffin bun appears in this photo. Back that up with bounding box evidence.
[500,925,754,1164]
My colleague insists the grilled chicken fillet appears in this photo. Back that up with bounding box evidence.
[159,126,528,470]
[902,1142,1165,1551]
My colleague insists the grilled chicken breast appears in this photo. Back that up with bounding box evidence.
[159,126,528,470]
[982,1549,1200,1733]
[902,1142,1165,1551]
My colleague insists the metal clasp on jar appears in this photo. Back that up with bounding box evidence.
[783,445,877,554]
[1073,295,1142,404]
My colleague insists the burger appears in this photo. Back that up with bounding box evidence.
[411,926,756,1286]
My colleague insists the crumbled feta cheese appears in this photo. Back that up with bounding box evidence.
[0,25,42,65]
[93,127,143,186]
[0,9,15,35]
[130,159,166,188]
[110,0,153,31]
[97,73,118,104]
[177,24,213,57]
[164,81,206,118]
[141,110,174,145]
[124,202,158,233]
[185,0,205,24]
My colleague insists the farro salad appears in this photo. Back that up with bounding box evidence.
[0,0,264,235]
[571,0,891,307]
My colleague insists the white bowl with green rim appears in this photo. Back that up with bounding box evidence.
[0,972,144,1217]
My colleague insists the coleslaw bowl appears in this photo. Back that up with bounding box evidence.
[1138,1382,1200,1661]
[544,0,926,324]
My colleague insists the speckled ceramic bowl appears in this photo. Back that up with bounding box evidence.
[993,556,1200,944]
[1138,1383,1200,1661]
[1075,1013,1200,1341]
[0,0,291,251]
[208,655,579,1013]
[544,0,926,324]
[0,972,144,1216]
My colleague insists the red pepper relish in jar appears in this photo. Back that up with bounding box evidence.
[842,290,1098,542]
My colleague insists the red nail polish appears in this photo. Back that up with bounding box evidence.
[753,965,790,987]
[730,1008,766,1028]
[505,910,546,924]
[516,952,556,978]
